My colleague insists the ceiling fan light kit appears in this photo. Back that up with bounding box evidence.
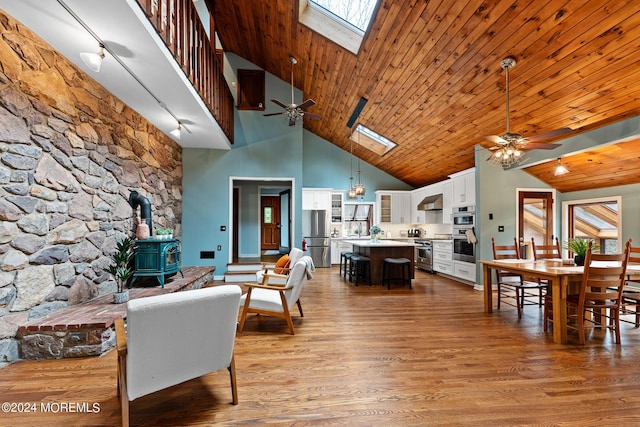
[263,56,321,126]
[486,57,572,168]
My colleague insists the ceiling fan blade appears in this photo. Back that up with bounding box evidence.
[525,127,573,144]
[270,99,288,109]
[484,135,508,145]
[524,142,561,150]
[297,99,316,110]
[263,112,285,117]
[303,112,322,120]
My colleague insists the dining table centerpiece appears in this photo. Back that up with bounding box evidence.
[370,225,382,242]
[563,237,599,266]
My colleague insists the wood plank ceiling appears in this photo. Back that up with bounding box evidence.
[211,0,640,191]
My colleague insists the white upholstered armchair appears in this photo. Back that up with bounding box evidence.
[256,247,304,286]
[115,285,241,427]
[239,256,313,335]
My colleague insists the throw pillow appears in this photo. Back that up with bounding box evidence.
[274,255,290,274]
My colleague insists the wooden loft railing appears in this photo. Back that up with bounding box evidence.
[137,0,234,143]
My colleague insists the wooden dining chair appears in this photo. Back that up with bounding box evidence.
[620,241,640,327]
[491,237,543,319]
[564,240,631,344]
[531,237,561,332]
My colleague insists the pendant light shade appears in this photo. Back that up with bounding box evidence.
[170,122,182,139]
[554,158,569,176]
[80,43,105,72]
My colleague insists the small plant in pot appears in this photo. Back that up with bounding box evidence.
[105,235,135,303]
[563,238,599,266]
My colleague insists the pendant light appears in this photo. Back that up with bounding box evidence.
[347,133,357,199]
[353,125,366,197]
[80,43,105,73]
[554,158,569,176]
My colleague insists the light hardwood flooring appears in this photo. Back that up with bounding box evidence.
[1,268,640,426]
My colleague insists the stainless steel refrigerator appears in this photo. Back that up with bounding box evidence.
[302,209,331,267]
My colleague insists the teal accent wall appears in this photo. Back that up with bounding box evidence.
[303,130,412,202]
[182,54,412,275]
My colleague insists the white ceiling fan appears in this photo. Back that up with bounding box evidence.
[486,57,572,166]
[263,56,321,126]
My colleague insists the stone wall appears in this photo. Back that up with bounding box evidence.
[0,11,183,366]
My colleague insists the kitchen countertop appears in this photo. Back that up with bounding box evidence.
[347,239,416,247]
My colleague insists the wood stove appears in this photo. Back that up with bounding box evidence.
[131,238,183,288]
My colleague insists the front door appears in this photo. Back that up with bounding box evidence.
[261,196,280,251]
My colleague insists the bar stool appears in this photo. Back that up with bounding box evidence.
[349,255,371,286]
[382,257,412,289]
[340,251,355,278]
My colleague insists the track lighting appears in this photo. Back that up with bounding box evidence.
[170,122,182,139]
[80,43,105,72]
[554,158,569,176]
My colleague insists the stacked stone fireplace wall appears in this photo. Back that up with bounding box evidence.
[0,11,183,366]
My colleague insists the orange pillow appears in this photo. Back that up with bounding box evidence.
[274,255,290,274]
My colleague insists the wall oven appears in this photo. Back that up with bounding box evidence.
[452,206,476,263]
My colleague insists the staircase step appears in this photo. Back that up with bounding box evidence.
[224,271,258,283]
[226,263,263,272]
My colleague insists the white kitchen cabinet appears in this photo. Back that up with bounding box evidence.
[330,192,343,223]
[302,188,332,210]
[330,239,341,264]
[376,191,411,224]
[449,168,475,206]
[433,240,453,274]
[331,240,354,265]
[442,180,453,224]
[453,261,476,282]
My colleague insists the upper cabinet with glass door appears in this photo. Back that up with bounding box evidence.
[331,192,343,223]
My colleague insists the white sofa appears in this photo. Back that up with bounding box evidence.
[115,285,241,427]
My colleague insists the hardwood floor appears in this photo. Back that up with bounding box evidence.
[1,268,640,426]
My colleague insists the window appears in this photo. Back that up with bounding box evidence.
[263,207,273,224]
[350,123,397,156]
[563,197,621,254]
[299,0,378,54]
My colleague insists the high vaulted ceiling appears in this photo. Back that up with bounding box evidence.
[212,0,640,191]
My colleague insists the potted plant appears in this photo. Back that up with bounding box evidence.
[105,235,135,303]
[370,225,382,242]
[563,238,599,266]
[155,228,167,240]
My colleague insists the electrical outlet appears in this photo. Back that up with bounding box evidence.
[498,225,504,232]
[217,245,222,251]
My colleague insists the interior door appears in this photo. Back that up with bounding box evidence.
[261,196,280,250]
[279,189,291,253]
[518,191,554,256]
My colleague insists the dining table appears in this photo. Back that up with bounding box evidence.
[480,259,579,344]
[480,258,640,344]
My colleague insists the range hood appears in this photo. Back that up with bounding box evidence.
[417,194,443,211]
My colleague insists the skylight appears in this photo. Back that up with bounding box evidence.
[351,123,397,156]
[309,0,376,33]
[298,0,378,54]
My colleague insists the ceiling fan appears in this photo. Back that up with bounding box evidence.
[485,57,572,166]
[263,56,321,126]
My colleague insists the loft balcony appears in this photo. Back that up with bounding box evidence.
[2,0,234,148]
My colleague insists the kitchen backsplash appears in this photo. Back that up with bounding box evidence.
[338,222,452,238]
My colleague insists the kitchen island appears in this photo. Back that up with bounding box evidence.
[349,240,415,286]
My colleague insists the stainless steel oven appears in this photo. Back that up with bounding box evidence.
[452,206,476,263]
[415,240,433,272]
